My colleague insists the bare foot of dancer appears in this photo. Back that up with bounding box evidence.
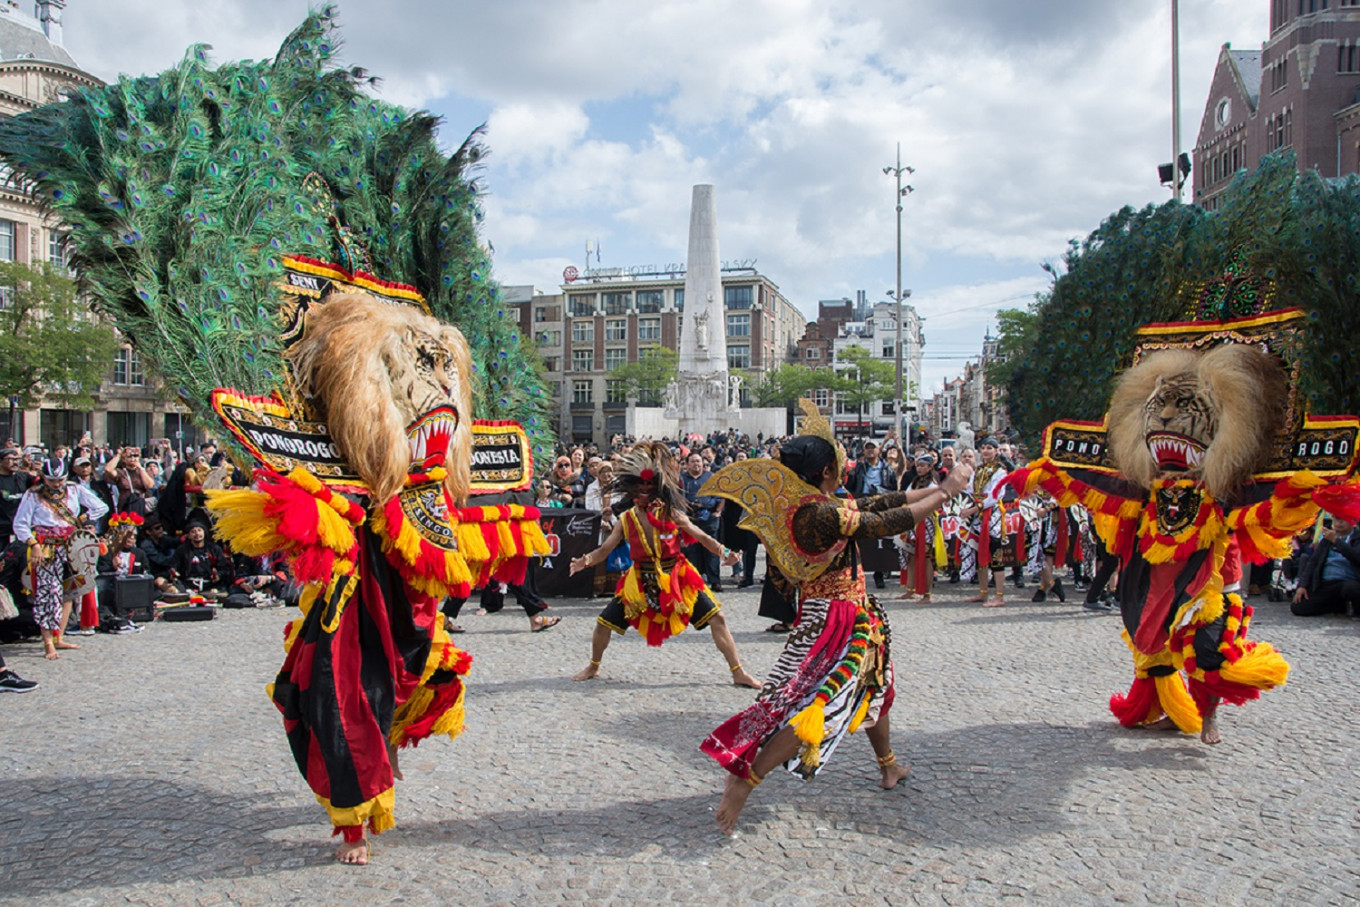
[54,639,80,650]
[1200,712,1221,745]
[335,836,370,865]
[387,743,404,781]
[530,615,562,632]
[982,596,1006,608]
[1138,716,1176,731]
[572,660,601,682]
[44,646,58,660]
[716,771,756,835]
[731,666,760,689]
[879,754,910,790]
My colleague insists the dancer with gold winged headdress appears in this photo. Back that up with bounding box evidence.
[569,442,758,688]
[699,402,971,834]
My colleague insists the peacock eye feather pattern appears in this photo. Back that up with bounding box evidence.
[0,7,553,461]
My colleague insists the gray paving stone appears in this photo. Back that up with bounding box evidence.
[2,573,1358,905]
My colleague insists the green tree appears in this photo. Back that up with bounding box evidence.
[984,305,1041,402]
[835,345,896,427]
[745,363,825,407]
[609,346,678,405]
[0,261,118,411]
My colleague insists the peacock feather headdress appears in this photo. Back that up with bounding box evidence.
[0,7,551,460]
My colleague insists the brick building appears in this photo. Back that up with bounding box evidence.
[506,266,804,445]
[1195,0,1360,211]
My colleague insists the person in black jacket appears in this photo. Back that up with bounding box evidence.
[171,518,232,596]
[845,441,897,589]
[1292,516,1360,617]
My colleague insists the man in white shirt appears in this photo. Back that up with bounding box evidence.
[13,458,109,659]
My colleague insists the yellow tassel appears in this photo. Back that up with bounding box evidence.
[798,741,822,771]
[1153,673,1202,734]
[789,699,827,747]
[389,686,434,745]
[318,786,396,832]
[846,694,871,734]
[495,521,515,555]
[668,612,687,636]
[455,523,491,562]
[314,503,358,554]
[521,522,552,556]
[1219,643,1290,689]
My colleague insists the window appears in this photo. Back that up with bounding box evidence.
[542,357,560,372]
[1269,56,1288,93]
[835,397,858,415]
[605,318,627,341]
[0,220,14,262]
[882,342,895,358]
[569,294,596,317]
[49,230,68,272]
[606,380,628,403]
[636,290,663,313]
[727,345,750,370]
[805,347,821,360]
[572,380,593,404]
[106,411,151,448]
[726,313,750,337]
[113,347,145,386]
[724,285,753,310]
[1342,40,1360,74]
[572,349,594,372]
[603,292,630,315]
[535,304,561,322]
[813,388,830,407]
[538,329,561,346]
[604,347,627,371]
[638,317,661,341]
[571,320,594,343]
[674,288,684,311]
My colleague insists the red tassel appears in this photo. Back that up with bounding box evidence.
[1109,676,1160,727]
[1054,510,1068,568]
[1314,482,1360,522]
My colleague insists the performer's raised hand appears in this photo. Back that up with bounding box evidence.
[569,554,591,575]
[943,462,973,496]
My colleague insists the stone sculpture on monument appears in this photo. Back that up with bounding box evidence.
[664,184,738,433]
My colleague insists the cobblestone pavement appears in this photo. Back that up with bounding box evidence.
[3,569,1358,906]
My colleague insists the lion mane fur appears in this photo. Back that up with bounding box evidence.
[287,293,475,506]
[1106,343,1287,499]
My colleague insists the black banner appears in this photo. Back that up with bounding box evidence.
[533,508,601,597]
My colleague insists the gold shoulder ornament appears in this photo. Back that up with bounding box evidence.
[700,458,847,584]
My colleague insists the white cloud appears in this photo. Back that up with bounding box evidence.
[62,0,1273,382]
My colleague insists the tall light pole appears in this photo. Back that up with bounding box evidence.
[883,144,914,440]
[1171,0,1182,202]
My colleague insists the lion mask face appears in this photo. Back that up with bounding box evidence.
[1107,343,1287,499]
[288,293,475,506]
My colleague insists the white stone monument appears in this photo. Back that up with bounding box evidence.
[664,184,738,434]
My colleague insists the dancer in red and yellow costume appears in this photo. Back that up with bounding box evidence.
[570,442,757,688]
[1008,309,1360,745]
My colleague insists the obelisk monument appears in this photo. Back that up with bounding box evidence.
[665,184,736,434]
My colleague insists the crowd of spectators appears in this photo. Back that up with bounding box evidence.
[0,433,292,694]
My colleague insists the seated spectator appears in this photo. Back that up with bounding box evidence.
[95,515,146,633]
[171,518,232,596]
[535,478,562,509]
[228,552,289,607]
[1293,516,1360,617]
[139,515,180,595]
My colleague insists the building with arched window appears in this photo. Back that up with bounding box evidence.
[1195,0,1360,211]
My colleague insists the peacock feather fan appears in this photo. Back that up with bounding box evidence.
[0,7,552,458]
[1003,151,1360,446]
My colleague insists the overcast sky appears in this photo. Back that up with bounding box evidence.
[63,1,1268,395]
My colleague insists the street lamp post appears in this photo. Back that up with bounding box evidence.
[883,144,914,441]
